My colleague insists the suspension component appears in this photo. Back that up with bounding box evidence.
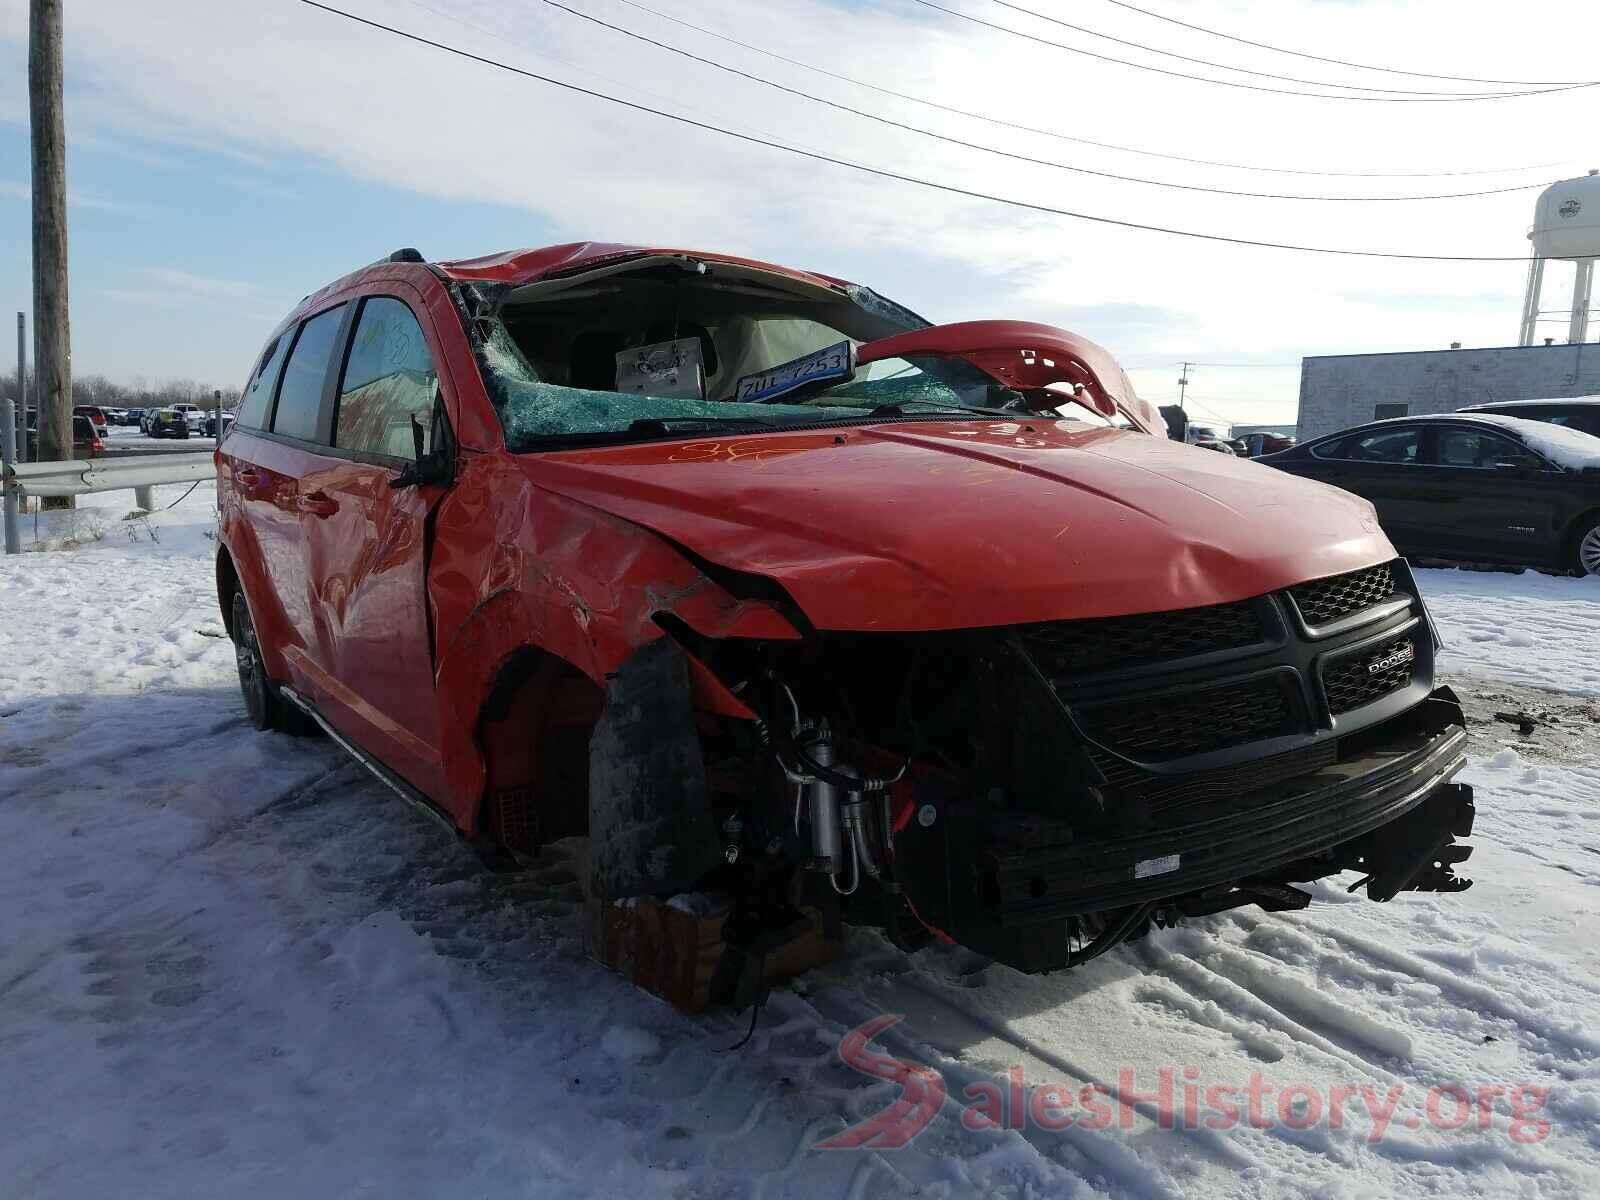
[806,734,844,873]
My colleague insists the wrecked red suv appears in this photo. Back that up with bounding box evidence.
[216,242,1474,975]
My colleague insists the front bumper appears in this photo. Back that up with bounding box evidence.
[991,688,1469,921]
[892,687,1472,970]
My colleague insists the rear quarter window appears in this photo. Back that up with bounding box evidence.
[235,334,289,430]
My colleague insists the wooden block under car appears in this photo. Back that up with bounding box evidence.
[581,892,839,1013]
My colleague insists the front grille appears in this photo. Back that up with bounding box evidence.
[1076,675,1295,761]
[1323,635,1417,715]
[1020,599,1262,677]
[1290,563,1395,627]
[1091,741,1338,822]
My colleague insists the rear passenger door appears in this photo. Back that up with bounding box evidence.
[219,304,350,672]
[295,289,453,799]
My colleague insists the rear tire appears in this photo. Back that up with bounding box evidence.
[1574,517,1600,577]
[231,591,318,735]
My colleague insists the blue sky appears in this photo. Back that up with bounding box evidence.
[2,0,1596,424]
[0,118,569,389]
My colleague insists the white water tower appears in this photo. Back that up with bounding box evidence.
[1519,170,1600,345]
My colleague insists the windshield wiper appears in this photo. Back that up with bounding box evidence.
[866,401,1023,419]
[625,416,776,435]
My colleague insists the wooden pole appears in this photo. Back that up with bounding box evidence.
[30,0,72,491]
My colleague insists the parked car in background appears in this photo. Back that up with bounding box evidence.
[1233,432,1296,458]
[147,408,192,439]
[72,404,110,438]
[202,410,236,438]
[25,413,104,459]
[215,242,1475,982]
[171,402,205,432]
[1259,413,1600,575]
[1460,396,1600,438]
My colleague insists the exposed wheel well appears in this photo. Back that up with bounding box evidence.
[216,546,240,639]
[475,646,605,856]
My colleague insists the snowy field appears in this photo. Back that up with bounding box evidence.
[2,483,1598,1198]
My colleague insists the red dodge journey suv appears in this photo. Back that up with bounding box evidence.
[217,243,1475,978]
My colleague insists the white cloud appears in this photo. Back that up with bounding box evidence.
[2,0,1597,421]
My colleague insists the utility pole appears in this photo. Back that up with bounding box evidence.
[30,0,72,495]
[1177,362,1194,411]
[13,312,24,463]
[1,322,18,553]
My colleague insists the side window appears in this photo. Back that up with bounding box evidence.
[1436,428,1532,468]
[1346,427,1420,464]
[272,305,347,443]
[1543,411,1600,436]
[235,333,288,430]
[335,297,439,459]
[1309,435,1350,460]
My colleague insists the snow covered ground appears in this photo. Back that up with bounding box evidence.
[1423,566,1600,698]
[2,487,1598,1198]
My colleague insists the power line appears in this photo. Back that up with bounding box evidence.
[290,0,1582,263]
[905,0,1578,102]
[535,0,1545,202]
[986,0,1531,98]
[1095,0,1595,87]
[612,0,1560,179]
[1178,361,1303,369]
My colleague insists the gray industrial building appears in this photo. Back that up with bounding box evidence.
[1296,342,1600,442]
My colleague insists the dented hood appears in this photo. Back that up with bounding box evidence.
[523,420,1393,632]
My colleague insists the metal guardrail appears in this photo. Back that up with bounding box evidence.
[4,451,216,498]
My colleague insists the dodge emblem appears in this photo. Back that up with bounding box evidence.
[1367,644,1415,675]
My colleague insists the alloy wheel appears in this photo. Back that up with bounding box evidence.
[1581,524,1600,577]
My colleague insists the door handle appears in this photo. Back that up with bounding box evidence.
[235,468,261,486]
[298,490,339,517]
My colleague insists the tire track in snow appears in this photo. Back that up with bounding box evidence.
[1271,913,1600,1061]
[1135,936,1415,1081]
[795,977,1192,1200]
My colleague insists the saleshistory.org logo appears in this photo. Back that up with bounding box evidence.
[1367,643,1416,676]
[816,1016,1554,1149]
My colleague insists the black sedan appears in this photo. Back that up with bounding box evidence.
[1259,414,1600,576]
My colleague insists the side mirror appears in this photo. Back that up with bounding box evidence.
[389,403,455,490]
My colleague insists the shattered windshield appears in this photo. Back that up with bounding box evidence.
[466,261,1023,449]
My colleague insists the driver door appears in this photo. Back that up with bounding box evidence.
[1323,425,1431,553]
[296,288,455,799]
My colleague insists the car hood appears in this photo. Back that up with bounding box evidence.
[523,420,1393,631]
